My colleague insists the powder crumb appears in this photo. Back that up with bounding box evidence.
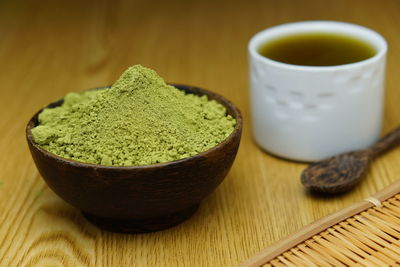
[31,65,236,166]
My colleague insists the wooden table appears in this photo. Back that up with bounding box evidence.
[1,0,400,266]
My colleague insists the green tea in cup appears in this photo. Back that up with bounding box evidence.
[258,32,376,66]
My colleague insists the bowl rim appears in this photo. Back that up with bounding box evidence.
[26,84,243,170]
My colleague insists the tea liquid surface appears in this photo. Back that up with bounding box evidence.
[258,32,376,66]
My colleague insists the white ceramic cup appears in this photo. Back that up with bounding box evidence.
[248,21,387,162]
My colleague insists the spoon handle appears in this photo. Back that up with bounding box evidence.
[370,126,400,157]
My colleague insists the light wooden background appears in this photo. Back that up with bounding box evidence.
[1,0,400,266]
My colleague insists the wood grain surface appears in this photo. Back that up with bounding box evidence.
[1,0,400,266]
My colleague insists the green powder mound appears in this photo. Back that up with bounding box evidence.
[31,65,236,166]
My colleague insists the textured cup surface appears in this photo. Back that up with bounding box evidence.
[248,21,387,161]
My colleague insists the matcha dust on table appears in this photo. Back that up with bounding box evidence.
[31,65,236,166]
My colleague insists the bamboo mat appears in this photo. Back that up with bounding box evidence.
[241,180,400,267]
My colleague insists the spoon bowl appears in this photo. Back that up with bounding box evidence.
[301,126,400,194]
[301,150,372,194]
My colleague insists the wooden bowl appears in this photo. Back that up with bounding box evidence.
[26,84,242,233]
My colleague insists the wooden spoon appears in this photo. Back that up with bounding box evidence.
[301,126,400,194]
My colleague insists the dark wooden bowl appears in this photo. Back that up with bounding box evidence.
[26,84,242,233]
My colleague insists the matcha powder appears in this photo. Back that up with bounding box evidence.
[31,65,236,166]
